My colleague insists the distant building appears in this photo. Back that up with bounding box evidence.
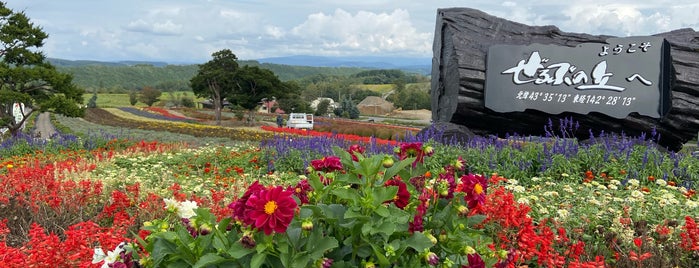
[310,97,338,113]
[258,100,284,114]
[200,99,230,109]
[356,96,394,116]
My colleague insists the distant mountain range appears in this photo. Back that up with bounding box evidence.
[48,55,432,75]
[256,55,431,71]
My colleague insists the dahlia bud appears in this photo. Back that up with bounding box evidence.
[305,166,314,174]
[364,261,376,268]
[302,219,314,231]
[457,205,469,217]
[462,246,476,255]
[425,232,437,245]
[317,258,333,268]
[438,231,447,242]
[393,147,401,154]
[423,145,434,155]
[425,252,439,266]
[240,232,256,249]
[199,223,212,236]
[382,156,395,168]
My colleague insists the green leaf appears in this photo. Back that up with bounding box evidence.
[369,242,390,266]
[372,221,397,236]
[382,157,416,181]
[192,253,225,268]
[292,253,311,268]
[467,214,487,226]
[319,204,346,220]
[331,187,360,202]
[250,253,267,268]
[308,236,338,260]
[374,205,390,217]
[151,238,178,267]
[226,242,255,259]
[404,232,434,252]
[286,226,302,248]
[372,186,398,206]
[344,207,368,219]
[355,155,382,179]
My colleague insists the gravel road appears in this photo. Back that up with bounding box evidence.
[34,112,57,139]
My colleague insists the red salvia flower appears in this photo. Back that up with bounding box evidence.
[680,216,699,251]
[384,177,410,209]
[244,185,298,235]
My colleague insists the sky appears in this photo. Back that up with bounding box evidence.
[5,0,699,64]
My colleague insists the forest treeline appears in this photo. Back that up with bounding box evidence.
[51,58,432,110]
[52,58,380,93]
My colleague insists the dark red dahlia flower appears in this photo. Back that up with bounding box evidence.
[384,178,411,209]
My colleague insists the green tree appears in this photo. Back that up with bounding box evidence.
[0,3,85,136]
[129,91,138,106]
[87,91,98,108]
[314,99,331,116]
[190,49,239,125]
[333,97,359,119]
[229,66,303,124]
[138,86,161,107]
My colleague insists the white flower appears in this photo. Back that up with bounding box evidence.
[531,177,541,182]
[178,200,198,219]
[557,209,569,219]
[512,185,525,193]
[656,179,667,186]
[163,198,199,219]
[627,179,640,187]
[562,185,574,193]
[92,242,125,268]
[607,184,618,190]
[630,190,644,199]
[543,191,559,197]
[517,197,530,205]
[686,200,698,209]
[163,198,179,212]
[609,179,621,185]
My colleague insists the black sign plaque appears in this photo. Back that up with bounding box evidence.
[485,36,672,119]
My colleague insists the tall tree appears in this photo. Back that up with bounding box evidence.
[138,86,161,107]
[0,3,84,136]
[190,49,239,125]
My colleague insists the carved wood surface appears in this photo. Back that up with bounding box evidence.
[431,8,699,151]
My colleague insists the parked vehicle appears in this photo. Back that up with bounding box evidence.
[286,113,314,129]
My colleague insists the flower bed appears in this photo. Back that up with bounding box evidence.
[1,119,698,267]
[84,108,273,142]
[118,107,197,122]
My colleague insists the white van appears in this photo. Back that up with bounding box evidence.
[286,113,314,129]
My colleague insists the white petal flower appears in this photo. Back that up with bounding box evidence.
[178,200,198,219]
[163,198,179,212]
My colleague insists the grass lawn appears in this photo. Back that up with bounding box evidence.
[83,91,206,108]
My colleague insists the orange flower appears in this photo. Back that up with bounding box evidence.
[668,181,676,186]
[647,175,655,181]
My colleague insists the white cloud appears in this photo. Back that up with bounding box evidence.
[290,8,431,56]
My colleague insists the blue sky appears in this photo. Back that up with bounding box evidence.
[6,0,699,64]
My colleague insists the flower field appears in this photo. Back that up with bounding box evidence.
[1,112,698,267]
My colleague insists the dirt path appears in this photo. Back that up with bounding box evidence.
[34,112,57,139]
